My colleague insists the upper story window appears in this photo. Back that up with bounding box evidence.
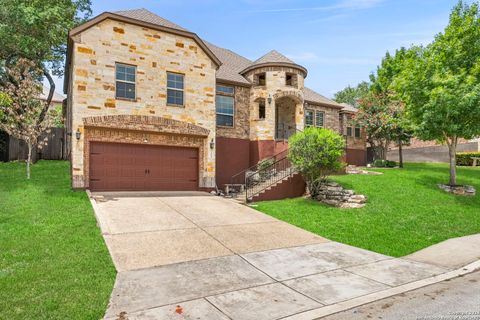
[305,109,324,128]
[167,72,184,106]
[254,73,266,86]
[115,63,136,100]
[355,126,361,138]
[286,73,297,87]
[216,85,234,127]
[258,99,266,120]
[346,115,353,136]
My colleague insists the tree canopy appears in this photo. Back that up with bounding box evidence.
[0,0,92,75]
[333,81,369,107]
[395,1,480,185]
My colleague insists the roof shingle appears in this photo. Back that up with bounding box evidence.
[114,8,188,31]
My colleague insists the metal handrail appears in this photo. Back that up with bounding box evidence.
[229,148,289,187]
[245,154,297,201]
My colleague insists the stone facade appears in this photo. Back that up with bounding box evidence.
[66,10,356,191]
[68,18,217,188]
[244,67,306,141]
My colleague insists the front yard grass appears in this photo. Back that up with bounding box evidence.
[255,163,480,257]
[0,161,116,319]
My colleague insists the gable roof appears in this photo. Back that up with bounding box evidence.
[114,8,188,31]
[304,87,344,109]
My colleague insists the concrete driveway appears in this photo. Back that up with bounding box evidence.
[90,192,451,320]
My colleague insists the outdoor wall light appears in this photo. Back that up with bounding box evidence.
[75,128,81,140]
[267,94,272,105]
[210,138,215,149]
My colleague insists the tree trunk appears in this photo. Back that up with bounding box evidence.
[26,142,32,180]
[398,139,404,168]
[446,137,457,186]
[37,69,55,125]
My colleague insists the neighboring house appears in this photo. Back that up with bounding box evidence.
[64,8,367,193]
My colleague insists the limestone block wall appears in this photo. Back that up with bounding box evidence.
[69,18,217,188]
[244,67,305,141]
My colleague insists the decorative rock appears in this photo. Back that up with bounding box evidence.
[346,165,383,175]
[438,184,476,196]
[316,182,368,209]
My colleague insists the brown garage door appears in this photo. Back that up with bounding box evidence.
[89,142,198,191]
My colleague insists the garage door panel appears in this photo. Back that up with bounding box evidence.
[89,142,198,191]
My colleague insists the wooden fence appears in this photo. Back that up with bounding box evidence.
[0,128,66,162]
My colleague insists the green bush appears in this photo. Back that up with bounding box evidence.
[456,152,480,166]
[288,127,345,198]
[372,159,397,168]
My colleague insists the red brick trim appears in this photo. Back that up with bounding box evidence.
[83,115,210,137]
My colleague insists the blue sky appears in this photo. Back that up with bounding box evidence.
[55,0,461,97]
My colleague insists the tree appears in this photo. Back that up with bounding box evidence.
[396,1,480,185]
[355,91,401,161]
[368,48,414,165]
[333,81,370,107]
[288,127,345,198]
[0,59,51,178]
[0,0,91,129]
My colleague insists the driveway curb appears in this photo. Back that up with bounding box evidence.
[281,259,480,320]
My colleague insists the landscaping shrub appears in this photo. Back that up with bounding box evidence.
[456,152,480,166]
[288,127,345,198]
[372,159,397,167]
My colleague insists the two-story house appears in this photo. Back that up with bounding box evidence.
[64,9,366,197]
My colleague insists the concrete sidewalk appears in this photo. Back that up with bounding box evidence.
[89,192,477,320]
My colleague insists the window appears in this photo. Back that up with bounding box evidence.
[315,111,325,127]
[305,109,314,127]
[258,100,266,120]
[285,73,293,86]
[216,85,234,95]
[255,73,266,86]
[347,126,353,137]
[216,96,234,127]
[355,126,361,138]
[167,72,184,106]
[216,84,234,127]
[305,109,324,128]
[115,63,136,100]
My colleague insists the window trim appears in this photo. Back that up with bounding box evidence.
[115,62,137,101]
[216,84,235,128]
[354,126,362,138]
[347,126,353,137]
[305,109,325,128]
[315,110,325,128]
[166,71,185,107]
[304,109,315,127]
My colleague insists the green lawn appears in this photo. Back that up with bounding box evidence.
[0,161,116,319]
[255,163,480,257]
